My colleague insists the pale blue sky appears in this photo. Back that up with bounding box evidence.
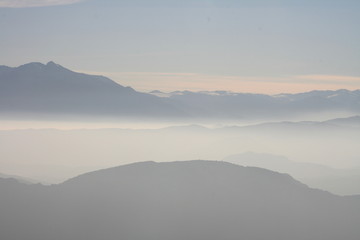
[1,0,359,93]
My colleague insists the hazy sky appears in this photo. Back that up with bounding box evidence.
[1,0,359,93]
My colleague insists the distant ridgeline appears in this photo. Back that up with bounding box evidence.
[0,160,359,240]
[0,62,359,120]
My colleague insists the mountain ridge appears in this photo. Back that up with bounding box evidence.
[1,61,360,120]
[1,160,359,240]
[223,152,360,196]
[0,61,183,118]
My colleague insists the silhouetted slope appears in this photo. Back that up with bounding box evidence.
[1,62,360,120]
[0,172,37,184]
[164,89,360,118]
[0,161,359,240]
[325,115,360,128]
[222,115,360,133]
[223,152,360,195]
[0,62,181,118]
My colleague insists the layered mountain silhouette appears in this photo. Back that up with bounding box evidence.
[0,172,37,184]
[219,115,360,133]
[155,89,360,119]
[325,115,360,128]
[0,160,359,240]
[1,115,359,186]
[0,62,181,118]
[1,62,360,120]
[223,152,360,195]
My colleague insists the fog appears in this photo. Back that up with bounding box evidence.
[1,116,359,195]
[1,1,359,238]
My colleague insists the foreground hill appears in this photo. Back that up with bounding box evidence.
[0,161,359,240]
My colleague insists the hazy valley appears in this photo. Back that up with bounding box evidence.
[0,59,359,240]
[2,1,360,239]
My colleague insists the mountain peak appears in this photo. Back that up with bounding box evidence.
[18,62,45,69]
[46,61,59,68]
[0,61,181,119]
[63,160,308,192]
[46,61,56,66]
[46,61,64,69]
[44,61,70,72]
[16,61,68,73]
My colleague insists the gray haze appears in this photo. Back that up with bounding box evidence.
[1,62,359,196]
[0,61,359,239]
[1,116,359,196]
[1,1,359,238]
[1,161,359,240]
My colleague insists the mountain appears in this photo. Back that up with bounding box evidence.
[325,115,360,128]
[223,152,334,177]
[0,62,181,119]
[0,160,359,240]
[223,152,360,195]
[221,115,360,133]
[1,115,359,185]
[1,62,359,120]
[154,89,360,119]
[0,172,37,184]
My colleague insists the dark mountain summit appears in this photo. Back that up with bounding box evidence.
[0,160,359,240]
[0,62,181,118]
[0,61,128,93]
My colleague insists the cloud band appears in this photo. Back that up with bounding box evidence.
[0,0,85,8]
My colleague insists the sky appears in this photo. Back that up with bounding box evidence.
[0,0,359,93]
